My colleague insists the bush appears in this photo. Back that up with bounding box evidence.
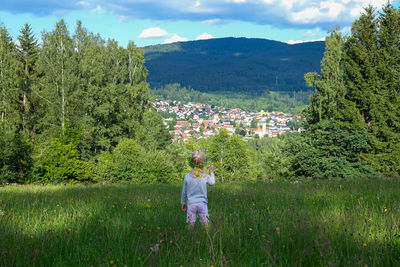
[207,129,254,182]
[0,128,33,184]
[247,136,294,181]
[31,139,94,184]
[287,120,378,179]
[95,138,177,183]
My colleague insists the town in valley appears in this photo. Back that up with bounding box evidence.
[153,100,303,142]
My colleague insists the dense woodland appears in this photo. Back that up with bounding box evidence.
[0,4,399,185]
[144,37,324,93]
[151,83,312,114]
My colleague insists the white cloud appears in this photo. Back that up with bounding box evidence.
[302,29,321,38]
[164,34,189,44]
[202,18,221,24]
[90,5,103,14]
[195,32,216,40]
[8,0,393,32]
[118,15,129,23]
[339,26,352,35]
[76,1,89,7]
[138,27,168,38]
[287,37,326,44]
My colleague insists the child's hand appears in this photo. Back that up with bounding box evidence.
[181,204,187,211]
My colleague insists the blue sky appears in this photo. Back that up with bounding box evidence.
[1,0,399,47]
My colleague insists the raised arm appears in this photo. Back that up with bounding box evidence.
[207,172,215,186]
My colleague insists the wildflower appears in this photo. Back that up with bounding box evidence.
[109,260,114,265]
[384,208,388,213]
[363,242,367,247]
[150,243,160,252]
[0,210,4,216]
[275,227,280,235]
[68,228,72,232]
[249,227,253,231]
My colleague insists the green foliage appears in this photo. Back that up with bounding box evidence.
[304,29,346,124]
[246,137,294,180]
[32,138,94,184]
[152,83,311,114]
[16,23,39,135]
[288,120,377,179]
[95,139,176,184]
[0,127,33,184]
[207,129,255,182]
[302,5,400,177]
[135,110,172,150]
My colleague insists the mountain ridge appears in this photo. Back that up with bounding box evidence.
[143,37,325,94]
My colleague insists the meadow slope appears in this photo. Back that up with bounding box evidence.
[1,178,399,266]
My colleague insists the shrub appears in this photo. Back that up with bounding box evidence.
[95,138,176,183]
[287,120,378,179]
[0,128,33,184]
[32,139,94,184]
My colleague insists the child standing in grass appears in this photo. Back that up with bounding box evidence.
[181,150,215,229]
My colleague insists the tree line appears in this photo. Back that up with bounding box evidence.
[151,83,312,114]
[0,20,171,184]
[299,4,400,177]
[1,4,399,185]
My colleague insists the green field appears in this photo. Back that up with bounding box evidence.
[1,178,400,266]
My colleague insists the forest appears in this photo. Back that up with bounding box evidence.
[1,3,399,185]
[144,37,325,93]
[151,83,312,114]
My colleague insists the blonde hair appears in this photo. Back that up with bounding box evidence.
[190,150,207,178]
[191,150,206,166]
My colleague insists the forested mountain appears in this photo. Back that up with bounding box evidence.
[144,37,325,93]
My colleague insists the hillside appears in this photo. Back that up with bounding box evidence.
[144,37,325,94]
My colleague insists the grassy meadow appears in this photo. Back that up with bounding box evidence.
[1,178,400,266]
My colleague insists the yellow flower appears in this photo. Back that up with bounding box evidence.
[68,228,72,232]
[249,227,253,231]
[363,242,367,247]
[384,208,388,213]
[109,260,115,265]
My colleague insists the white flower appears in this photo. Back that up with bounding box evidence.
[150,243,160,252]
[0,210,4,216]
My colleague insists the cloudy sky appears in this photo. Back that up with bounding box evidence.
[1,0,399,47]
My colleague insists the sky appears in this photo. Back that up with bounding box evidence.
[1,0,399,47]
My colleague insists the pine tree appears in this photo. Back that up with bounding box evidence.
[367,4,400,174]
[17,23,39,135]
[0,25,32,183]
[344,6,379,125]
[0,25,19,128]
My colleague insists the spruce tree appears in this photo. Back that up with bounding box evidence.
[344,5,400,175]
[17,23,39,135]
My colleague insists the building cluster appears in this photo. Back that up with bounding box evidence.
[153,100,301,142]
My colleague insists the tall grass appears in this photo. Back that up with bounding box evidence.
[1,178,399,266]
